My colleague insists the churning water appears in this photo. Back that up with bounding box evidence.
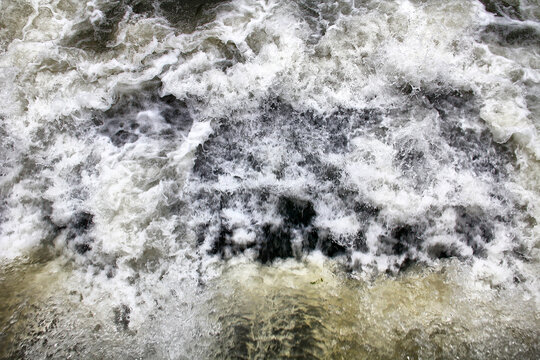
[0,0,539,358]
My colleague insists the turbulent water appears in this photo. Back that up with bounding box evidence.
[0,0,539,358]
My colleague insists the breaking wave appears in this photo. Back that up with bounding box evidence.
[0,0,539,358]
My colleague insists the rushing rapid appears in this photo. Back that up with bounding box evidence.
[0,0,539,358]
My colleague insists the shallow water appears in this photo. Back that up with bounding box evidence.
[0,0,539,358]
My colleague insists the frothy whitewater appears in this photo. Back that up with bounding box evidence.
[0,0,539,358]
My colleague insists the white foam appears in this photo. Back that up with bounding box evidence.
[0,1,539,356]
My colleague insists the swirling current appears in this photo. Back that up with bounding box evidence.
[0,0,539,359]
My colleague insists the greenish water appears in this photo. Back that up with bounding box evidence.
[1,255,538,359]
